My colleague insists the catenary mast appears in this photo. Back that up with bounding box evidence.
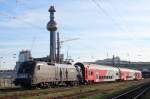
[47,6,57,63]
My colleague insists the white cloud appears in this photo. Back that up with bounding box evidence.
[1,0,150,69]
[0,8,48,28]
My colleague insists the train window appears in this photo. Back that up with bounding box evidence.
[99,76,100,79]
[106,76,109,79]
[37,65,40,70]
[96,74,99,79]
[106,76,107,79]
[91,71,93,75]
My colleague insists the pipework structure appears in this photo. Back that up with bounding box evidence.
[47,6,57,63]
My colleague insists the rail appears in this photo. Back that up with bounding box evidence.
[112,82,150,99]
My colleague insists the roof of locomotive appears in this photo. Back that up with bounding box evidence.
[56,63,76,68]
[36,61,76,69]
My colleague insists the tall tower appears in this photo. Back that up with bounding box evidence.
[47,6,57,63]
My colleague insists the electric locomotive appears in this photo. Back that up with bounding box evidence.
[14,61,83,88]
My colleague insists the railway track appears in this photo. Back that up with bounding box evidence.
[0,87,23,93]
[112,82,150,99]
[0,79,149,99]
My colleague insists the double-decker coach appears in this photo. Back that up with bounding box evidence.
[118,68,142,81]
[75,63,120,83]
[134,70,142,80]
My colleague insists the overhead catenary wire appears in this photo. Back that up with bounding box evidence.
[14,0,53,52]
[101,0,133,34]
[96,0,139,57]
[0,12,45,53]
[15,0,37,10]
[30,36,36,52]
[0,11,44,29]
[86,0,133,61]
[90,0,127,33]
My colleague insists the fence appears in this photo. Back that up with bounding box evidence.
[0,78,15,88]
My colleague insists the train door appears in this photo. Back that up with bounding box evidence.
[96,72,99,82]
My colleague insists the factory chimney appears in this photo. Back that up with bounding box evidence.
[47,6,57,63]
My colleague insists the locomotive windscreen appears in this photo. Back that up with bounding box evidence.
[18,61,36,74]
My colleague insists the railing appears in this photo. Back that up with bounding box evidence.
[0,78,15,88]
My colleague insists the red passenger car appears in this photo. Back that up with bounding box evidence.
[75,62,142,84]
[75,63,120,83]
[119,68,142,81]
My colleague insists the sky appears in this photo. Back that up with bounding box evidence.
[0,0,150,69]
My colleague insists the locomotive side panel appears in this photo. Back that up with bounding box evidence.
[56,64,78,82]
[67,68,78,81]
[33,63,56,84]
